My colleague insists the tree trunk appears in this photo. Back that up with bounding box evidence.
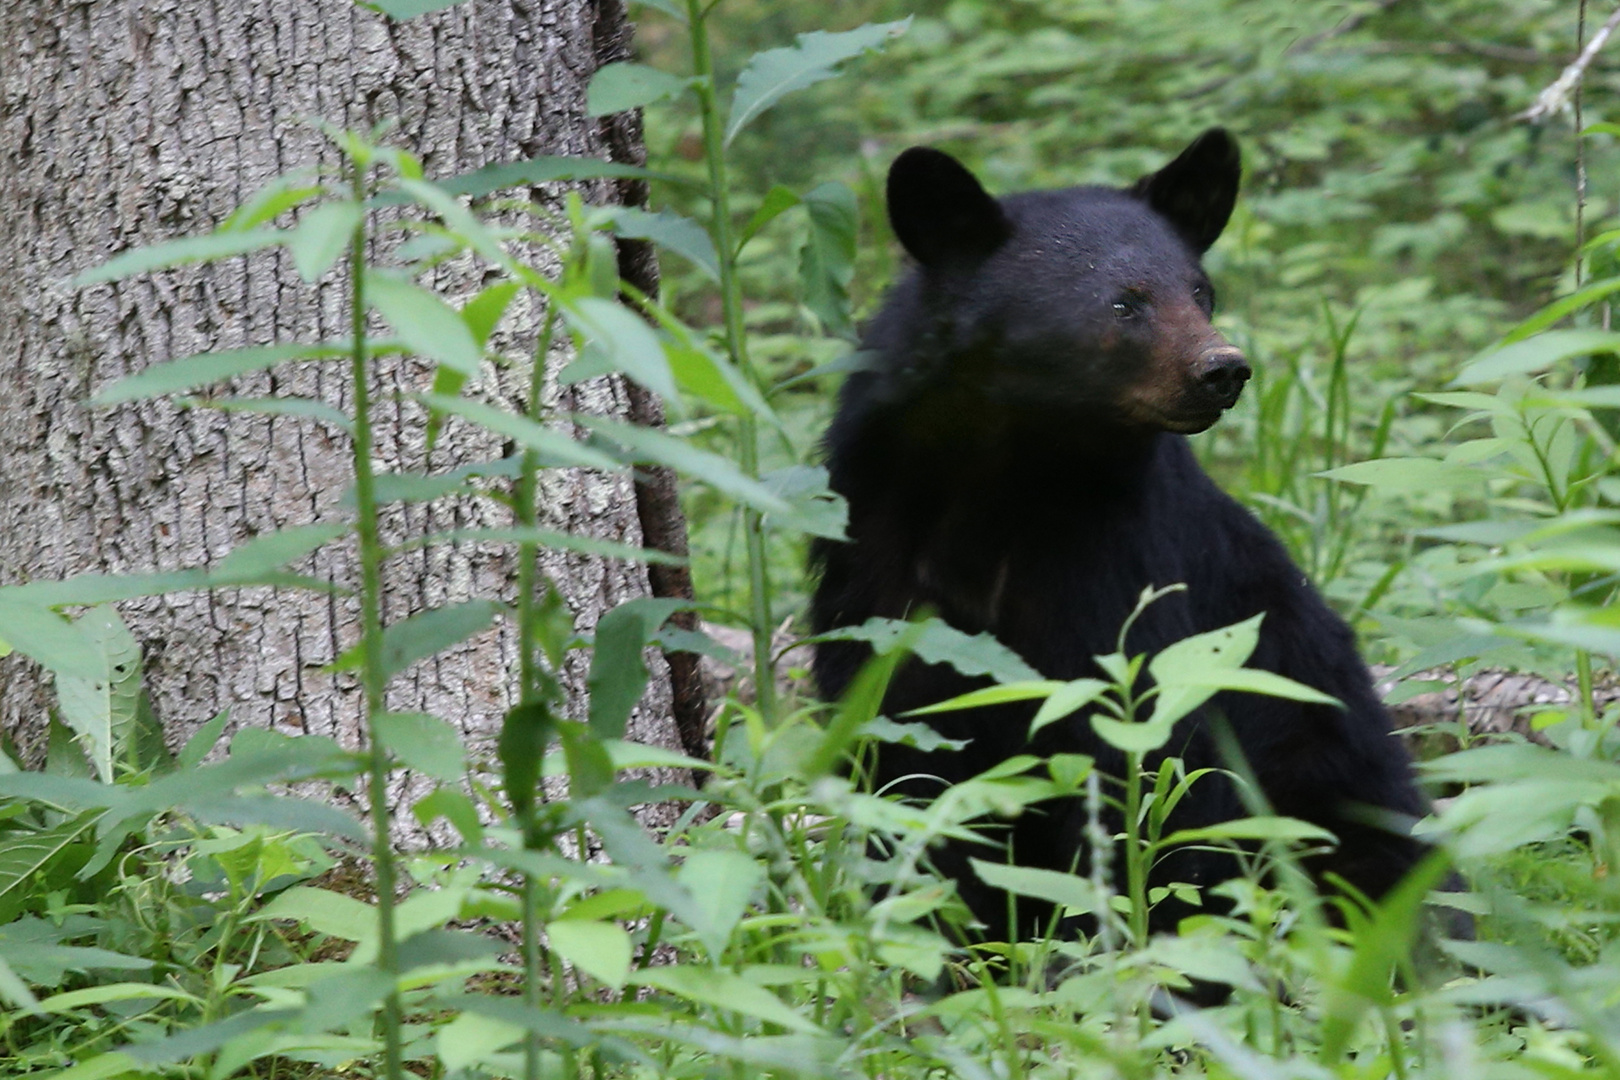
[0,0,693,806]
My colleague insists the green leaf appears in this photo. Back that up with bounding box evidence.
[367,272,484,377]
[330,600,506,681]
[631,965,821,1033]
[219,174,323,231]
[588,598,692,740]
[1453,328,1620,385]
[970,858,1097,915]
[375,712,465,782]
[575,415,794,517]
[177,710,231,772]
[38,982,199,1012]
[609,207,720,281]
[460,281,522,348]
[759,465,846,540]
[587,62,691,116]
[54,607,142,782]
[799,181,858,337]
[0,812,101,914]
[0,601,102,680]
[676,850,765,952]
[74,227,283,286]
[547,920,632,988]
[435,156,667,200]
[251,885,375,941]
[1316,457,1481,493]
[91,342,349,405]
[287,200,362,282]
[903,680,1066,715]
[565,297,678,402]
[361,0,469,17]
[725,20,911,145]
[181,395,353,431]
[1029,679,1111,735]
[815,617,1041,684]
[1159,816,1338,847]
[418,394,621,472]
[737,185,802,252]
[211,522,349,584]
[366,458,520,504]
[412,526,685,565]
[500,701,557,823]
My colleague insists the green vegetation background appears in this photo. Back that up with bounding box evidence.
[650,0,1605,666]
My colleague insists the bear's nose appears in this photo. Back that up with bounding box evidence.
[1196,348,1250,409]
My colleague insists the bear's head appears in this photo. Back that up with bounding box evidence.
[884,129,1247,435]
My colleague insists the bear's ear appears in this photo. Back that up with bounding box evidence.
[1133,128,1241,253]
[887,147,1011,267]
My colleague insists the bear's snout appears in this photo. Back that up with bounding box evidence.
[1193,347,1250,410]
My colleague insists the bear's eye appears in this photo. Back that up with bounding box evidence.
[1112,293,1144,319]
[1193,284,1217,313]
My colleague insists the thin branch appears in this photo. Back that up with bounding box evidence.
[1518,2,1620,123]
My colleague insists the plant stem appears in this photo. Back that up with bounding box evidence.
[515,307,560,1080]
[687,0,778,721]
[516,306,561,704]
[348,163,404,1080]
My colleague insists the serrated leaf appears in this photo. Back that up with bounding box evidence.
[725,20,910,145]
[547,920,632,988]
[91,342,349,405]
[587,62,691,117]
[54,607,142,782]
[816,617,1041,684]
[419,394,621,472]
[367,273,484,377]
[375,711,465,782]
[859,716,972,751]
[74,227,284,286]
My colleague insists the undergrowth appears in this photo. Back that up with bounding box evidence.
[5,2,1620,1078]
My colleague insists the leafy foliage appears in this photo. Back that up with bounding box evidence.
[7,0,1620,1078]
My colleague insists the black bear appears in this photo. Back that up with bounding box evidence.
[809,130,1438,942]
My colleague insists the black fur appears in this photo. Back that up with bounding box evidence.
[810,130,1434,941]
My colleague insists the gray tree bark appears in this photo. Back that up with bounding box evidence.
[0,0,691,805]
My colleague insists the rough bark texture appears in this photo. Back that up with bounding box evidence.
[0,0,687,809]
[590,0,709,763]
